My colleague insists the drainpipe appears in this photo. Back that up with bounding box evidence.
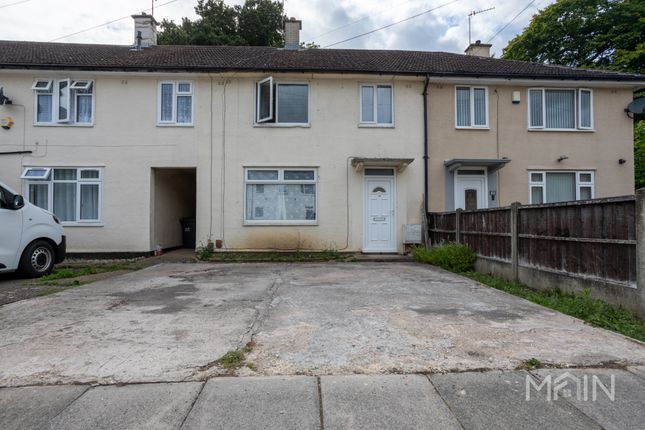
[422,75,430,213]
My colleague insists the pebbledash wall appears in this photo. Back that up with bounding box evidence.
[0,71,425,253]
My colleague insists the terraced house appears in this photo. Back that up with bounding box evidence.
[0,15,643,254]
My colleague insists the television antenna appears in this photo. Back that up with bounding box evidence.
[468,7,495,45]
[151,0,158,17]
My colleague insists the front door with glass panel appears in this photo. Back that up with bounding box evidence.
[455,170,486,210]
[363,171,396,253]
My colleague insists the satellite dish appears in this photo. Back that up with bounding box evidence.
[625,98,645,118]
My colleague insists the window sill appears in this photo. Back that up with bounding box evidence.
[34,123,94,127]
[244,221,318,226]
[358,123,394,128]
[528,128,595,133]
[156,123,194,127]
[455,126,490,130]
[62,222,104,227]
[253,123,311,128]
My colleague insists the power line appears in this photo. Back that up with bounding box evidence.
[323,0,461,48]
[304,0,423,43]
[486,0,538,43]
[0,0,34,10]
[48,0,181,42]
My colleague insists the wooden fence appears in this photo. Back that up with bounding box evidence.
[427,195,644,316]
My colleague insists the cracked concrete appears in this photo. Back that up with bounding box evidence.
[1,262,644,387]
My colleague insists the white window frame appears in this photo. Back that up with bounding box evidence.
[359,83,394,127]
[528,170,595,204]
[527,88,594,131]
[23,167,103,225]
[254,77,310,126]
[20,167,52,180]
[33,78,94,126]
[157,81,194,126]
[454,86,489,129]
[244,167,318,225]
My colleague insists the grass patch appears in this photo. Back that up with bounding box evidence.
[203,250,345,263]
[35,263,135,284]
[411,243,476,272]
[516,357,542,370]
[215,341,256,371]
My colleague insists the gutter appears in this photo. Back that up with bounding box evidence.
[422,75,430,214]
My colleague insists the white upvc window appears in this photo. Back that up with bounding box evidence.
[455,86,488,128]
[528,88,593,130]
[244,168,317,224]
[254,77,309,125]
[34,79,94,125]
[529,170,595,204]
[22,167,103,224]
[158,81,193,125]
[359,84,394,126]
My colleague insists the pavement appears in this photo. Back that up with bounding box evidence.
[1,369,644,429]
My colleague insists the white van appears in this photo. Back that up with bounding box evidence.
[0,181,66,277]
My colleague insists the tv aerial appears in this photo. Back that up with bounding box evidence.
[468,7,495,45]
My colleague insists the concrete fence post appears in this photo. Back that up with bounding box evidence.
[510,202,521,281]
[635,189,645,317]
[455,209,462,244]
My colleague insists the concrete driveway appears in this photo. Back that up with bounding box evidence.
[1,262,644,387]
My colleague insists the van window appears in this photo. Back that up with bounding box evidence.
[0,186,9,209]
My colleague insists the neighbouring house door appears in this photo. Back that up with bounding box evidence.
[455,172,486,210]
[363,177,396,252]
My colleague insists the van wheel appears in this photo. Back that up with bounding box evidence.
[20,241,55,278]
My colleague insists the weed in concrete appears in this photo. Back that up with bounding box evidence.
[516,357,542,370]
[215,341,256,371]
[35,264,134,284]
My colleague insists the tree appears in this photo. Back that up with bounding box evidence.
[502,0,645,74]
[157,0,284,47]
[635,121,645,190]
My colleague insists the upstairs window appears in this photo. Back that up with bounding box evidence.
[455,86,488,128]
[528,88,593,130]
[159,81,193,125]
[360,84,393,125]
[33,79,94,125]
[255,77,309,125]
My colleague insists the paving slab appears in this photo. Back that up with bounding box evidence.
[47,382,203,430]
[532,368,645,430]
[321,374,461,430]
[0,385,88,430]
[429,370,602,430]
[182,376,319,430]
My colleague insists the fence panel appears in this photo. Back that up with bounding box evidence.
[460,208,512,262]
[428,212,456,244]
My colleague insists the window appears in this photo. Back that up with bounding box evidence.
[158,81,193,125]
[455,86,488,128]
[529,171,594,204]
[255,77,309,125]
[22,167,102,223]
[528,88,593,130]
[360,84,393,125]
[33,79,94,125]
[245,168,317,224]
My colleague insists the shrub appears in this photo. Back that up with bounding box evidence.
[412,243,476,273]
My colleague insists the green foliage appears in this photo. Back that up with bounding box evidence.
[466,271,645,342]
[517,357,542,370]
[36,264,133,284]
[196,243,214,261]
[635,120,645,190]
[157,0,284,47]
[503,0,645,74]
[412,243,476,273]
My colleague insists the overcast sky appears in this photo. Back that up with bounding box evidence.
[0,0,556,56]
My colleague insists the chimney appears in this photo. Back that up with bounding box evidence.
[131,13,158,48]
[284,18,302,50]
[465,40,492,57]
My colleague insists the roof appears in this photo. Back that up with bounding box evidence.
[0,40,643,82]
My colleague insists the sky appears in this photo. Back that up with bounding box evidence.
[0,0,557,56]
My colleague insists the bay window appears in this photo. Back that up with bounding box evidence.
[158,81,193,125]
[529,171,594,204]
[21,167,102,223]
[245,168,317,224]
[255,77,309,125]
[455,86,488,128]
[33,79,94,125]
[360,84,393,125]
[528,88,593,130]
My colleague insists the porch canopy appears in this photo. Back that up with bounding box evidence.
[351,157,414,173]
[444,158,511,172]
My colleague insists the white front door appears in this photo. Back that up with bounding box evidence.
[455,172,486,210]
[364,177,396,252]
